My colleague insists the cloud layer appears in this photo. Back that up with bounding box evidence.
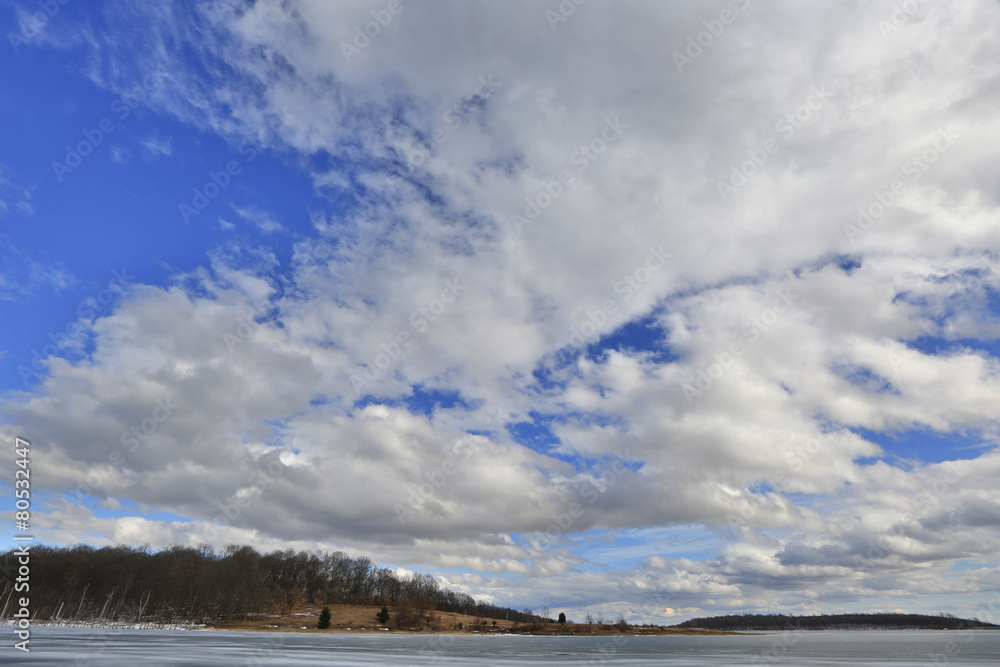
[4,0,1000,622]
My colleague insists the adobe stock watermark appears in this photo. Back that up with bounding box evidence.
[717,84,833,202]
[682,279,798,404]
[50,71,162,183]
[178,145,258,225]
[545,0,587,31]
[843,126,958,243]
[566,246,671,348]
[245,634,288,667]
[223,301,270,353]
[393,457,460,525]
[636,574,678,621]
[118,397,180,453]
[340,0,411,63]
[18,267,133,386]
[394,409,509,525]
[587,635,631,666]
[410,277,467,334]
[877,0,929,38]
[7,0,71,54]
[510,116,628,235]
[850,461,963,568]
[528,450,635,551]
[672,0,751,73]
[209,460,286,540]
[920,624,979,667]
[882,319,938,383]
[55,396,180,515]
[350,276,466,394]
[722,434,826,539]
[752,620,807,665]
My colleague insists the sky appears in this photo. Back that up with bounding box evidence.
[1,0,999,625]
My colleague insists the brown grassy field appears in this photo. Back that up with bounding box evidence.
[212,603,734,635]
[216,603,517,633]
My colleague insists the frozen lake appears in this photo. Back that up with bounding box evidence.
[2,627,999,665]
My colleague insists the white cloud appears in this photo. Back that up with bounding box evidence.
[0,168,74,300]
[110,145,132,164]
[137,133,173,158]
[230,204,284,234]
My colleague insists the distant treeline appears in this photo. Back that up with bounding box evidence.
[0,544,540,625]
[674,613,999,631]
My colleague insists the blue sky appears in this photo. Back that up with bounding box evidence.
[1,42,329,390]
[2,0,1000,624]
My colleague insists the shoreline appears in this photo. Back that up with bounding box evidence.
[14,620,994,636]
[8,620,739,636]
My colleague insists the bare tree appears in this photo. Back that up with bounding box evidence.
[0,583,15,618]
[99,587,117,620]
[136,590,152,622]
[74,583,89,621]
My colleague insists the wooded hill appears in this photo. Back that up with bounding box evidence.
[673,613,999,631]
[0,544,542,625]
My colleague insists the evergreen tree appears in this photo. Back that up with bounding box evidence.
[317,606,331,629]
[558,612,566,624]
[376,606,390,624]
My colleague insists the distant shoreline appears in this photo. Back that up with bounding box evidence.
[672,612,1000,633]
[12,608,997,637]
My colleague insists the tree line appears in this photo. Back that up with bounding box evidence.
[674,612,999,631]
[0,544,542,625]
